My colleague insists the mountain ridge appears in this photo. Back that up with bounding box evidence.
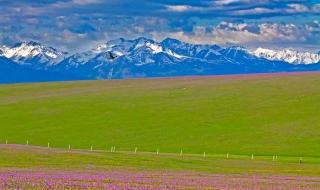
[0,41,67,68]
[0,37,320,83]
[252,47,320,65]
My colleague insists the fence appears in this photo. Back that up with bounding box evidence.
[2,139,310,164]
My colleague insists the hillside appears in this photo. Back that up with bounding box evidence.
[1,72,320,157]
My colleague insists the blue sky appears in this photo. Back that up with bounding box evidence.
[0,0,319,52]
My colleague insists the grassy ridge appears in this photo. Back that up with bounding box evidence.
[1,73,320,157]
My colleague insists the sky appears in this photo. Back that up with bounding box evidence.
[0,0,319,52]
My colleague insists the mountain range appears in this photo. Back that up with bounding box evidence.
[1,37,320,83]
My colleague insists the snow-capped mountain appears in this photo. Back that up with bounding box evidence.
[65,37,186,66]
[1,37,320,83]
[252,48,320,64]
[0,41,67,68]
[160,38,222,61]
[56,37,189,78]
[118,37,187,65]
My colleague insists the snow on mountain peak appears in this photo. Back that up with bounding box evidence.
[252,47,320,64]
[0,41,66,66]
[103,37,186,59]
[95,44,109,52]
[145,42,163,54]
[3,41,59,58]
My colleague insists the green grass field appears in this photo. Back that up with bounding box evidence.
[1,144,320,176]
[1,73,320,160]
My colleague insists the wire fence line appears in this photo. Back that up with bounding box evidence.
[1,140,314,164]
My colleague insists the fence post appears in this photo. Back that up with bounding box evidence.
[251,154,254,160]
[90,145,93,152]
[48,142,50,148]
[69,144,71,150]
[203,152,206,159]
[26,140,29,145]
[156,148,159,155]
[227,153,229,159]
[135,147,137,154]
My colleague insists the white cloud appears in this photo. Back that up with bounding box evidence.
[51,0,102,8]
[312,4,320,12]
[166,5,194,12]
[214,0,251,6]
[216,22,309,44]
[287,4,309,13]
[232,7,279,15]
[72,0,102,5]
[152,21,320,50]
[230,3,310,16]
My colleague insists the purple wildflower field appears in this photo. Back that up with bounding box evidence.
[1,169,320,190]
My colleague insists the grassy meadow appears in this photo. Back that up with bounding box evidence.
[0,72,320,163]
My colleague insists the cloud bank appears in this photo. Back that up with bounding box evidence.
[0,0,319,52]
